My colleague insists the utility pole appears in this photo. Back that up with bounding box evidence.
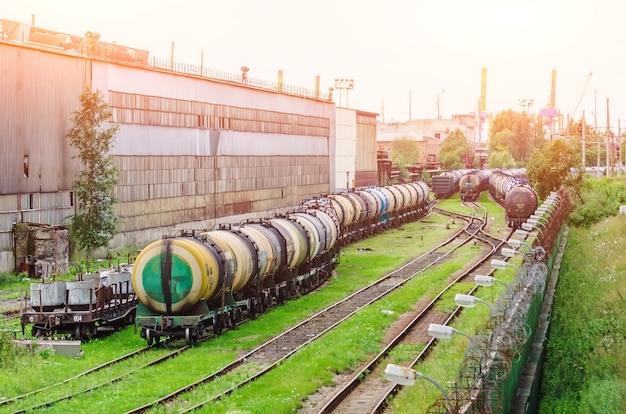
[596,90,600,178]
[616,119,626,179]
[582,110,586,170]
[607,98,611,177]
[437,89,445,119]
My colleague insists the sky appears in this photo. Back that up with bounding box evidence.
[3,0,626,132]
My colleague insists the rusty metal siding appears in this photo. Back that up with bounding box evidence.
[0,43,85,195]
[0,40,337,272]
[0,193,73,251]
[113,154,329,232]
[355,120,377,173]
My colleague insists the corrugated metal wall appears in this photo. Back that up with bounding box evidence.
[113,154,329,234]
[355,112,378,187]
[0,42,337,272]
[0,43,85,194]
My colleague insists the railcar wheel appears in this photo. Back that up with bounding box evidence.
[255,298,264,314]
[278,287,287,303]
[213,316,223,335]
[146,329,154,346]
[74,324,82,340]
[185,328,193,345]
[248,299,257,319]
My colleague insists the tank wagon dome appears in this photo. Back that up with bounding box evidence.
[355,189,380,221]
[327,193,356,228]
[200,229,260,293]
[300,197,342,235]
[459,173,479,188]
[132,237,224,314]
[378,187,396,214]
[363,187,389,216]
[290,210,339,258]
[407,181,429,206]
[233,222,287,283]
[268,217,309,270]
[344,192,367,224]
[387,185,406,211]
[397,184,415,208]
[505,185,538,218]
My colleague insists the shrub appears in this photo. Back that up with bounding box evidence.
[0,272,22,287]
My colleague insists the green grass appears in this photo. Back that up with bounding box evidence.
[437,192,507,237]
[154,245,482,414]
[538,215,626,414]
[0,328,148,400]
[0,201,512,413]
[0,210,477,413]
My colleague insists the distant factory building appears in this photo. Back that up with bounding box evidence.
[377,115,482,168]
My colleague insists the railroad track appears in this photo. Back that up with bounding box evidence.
[0,204,511,413]
[0,210,465,413]
[312,201,515,413]
[0,321,250,414]
[122,204,511,413]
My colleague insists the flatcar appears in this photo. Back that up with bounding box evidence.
[459,169,491,202]
[132,182,432,345]
[20,265,137,340]
[431,170,469,199]
[488,169,538,228]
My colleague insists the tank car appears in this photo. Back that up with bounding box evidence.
[132,182,432,345]
[488,169,538,228]
[21,265,137,340]
[132,210,336,345]
[431,170,469,199]
[503,184,538,228]
[459,169,491,202]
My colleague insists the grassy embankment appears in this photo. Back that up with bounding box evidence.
[538,177,626,414]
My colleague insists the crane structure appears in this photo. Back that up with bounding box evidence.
[570,71,593,120]
[541,69,560,138]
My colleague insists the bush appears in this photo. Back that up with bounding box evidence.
[0,330,18,368]
[0,272,22,287]
[568,177,626,227]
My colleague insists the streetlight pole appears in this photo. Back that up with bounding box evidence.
[582,110,586,171]
[334,78,354,108]
[519,98,534,114]
[384,364,453,414]
[437,89,445,119]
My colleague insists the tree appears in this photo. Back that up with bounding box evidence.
[439,128,473,169]
[488,145,517,168]
[66,87,120,257]
[526,138,582,199]
[390,137,419,179]
[489,110,546,163]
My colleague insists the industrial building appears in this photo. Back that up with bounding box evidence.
[0,17,377,273]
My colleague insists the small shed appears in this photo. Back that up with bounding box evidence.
[13,223,69,278]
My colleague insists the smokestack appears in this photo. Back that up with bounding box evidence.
[315,75,320,98]
[170,42,175,70]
